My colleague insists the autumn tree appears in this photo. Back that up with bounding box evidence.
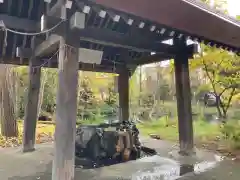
[105,81,117,106]
[191,45,240,119]
[0,65,19,137]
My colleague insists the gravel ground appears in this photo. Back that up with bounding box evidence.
[0,139,239,180]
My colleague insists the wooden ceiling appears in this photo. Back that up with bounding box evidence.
[0,0,239,73]
[92,0,240,52]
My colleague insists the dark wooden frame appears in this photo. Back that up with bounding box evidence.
[0,0,239,179]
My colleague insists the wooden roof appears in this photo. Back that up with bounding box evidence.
[92,0,240,51]
[0,0,239,73]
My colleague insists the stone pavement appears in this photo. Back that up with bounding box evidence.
[0,139,239,180]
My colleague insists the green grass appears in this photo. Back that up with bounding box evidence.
[158,101,240,120]
[135,101,239,145]
[137,117,221,142]
[77,118,105,125]
[12,101,240,152]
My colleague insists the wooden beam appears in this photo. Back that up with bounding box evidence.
[92,0,240,49]
[174,39,194,156]
[15,46,125,73]
[16,47,32,59]
[78,62,120,73]
[44,15,176,54]
[118,68,130,122]
[22,38,41,152]
[35,34,61,57]
[132,53,173,65]
[187,43,201,58]
[47,0,67,18]
[1,57,121,73]
[15,45,174,69]
[18,44,175,67]
[128,65,138,77]
[45,13,175,54]
[78,28,176,54]
[0,14,37,31]
[44,13,177,54]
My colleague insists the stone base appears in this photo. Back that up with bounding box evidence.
[168,148,198,165]
[22,147,35,153]
[179,149,196,156]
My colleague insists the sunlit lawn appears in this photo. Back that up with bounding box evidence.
[136,101,239,145]
[17,120,55,136]
[16,118,104,137]
[16,117,222,144]
[2,101,237,147]
[137,117,221,142]
[0,121,56,147]
[0,115,235,154]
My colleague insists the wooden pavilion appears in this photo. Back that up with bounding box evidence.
[0,0,239,179]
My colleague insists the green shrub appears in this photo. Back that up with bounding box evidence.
[232,111,240,120]
[220,120,240,149]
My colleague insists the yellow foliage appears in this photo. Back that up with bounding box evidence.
[0,122,55,148]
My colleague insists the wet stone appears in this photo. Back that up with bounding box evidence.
[75,121,157,169]
[1,140,240,180]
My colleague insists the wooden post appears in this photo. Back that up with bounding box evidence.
[52,37,79,180]
[50,2,82,179]
[118,68,129,122]
[174,39,194,156]
[22,59,41,152]
[22,39,41,153]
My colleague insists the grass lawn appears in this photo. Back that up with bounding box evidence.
[19,117,222,148]
[137,117,221,142]
[0,118,225,146]
[0,116,239,158]
[137,117,240,158]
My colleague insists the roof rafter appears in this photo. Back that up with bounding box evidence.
[78,27,176,54]
[0,56,122,73]
[35,34,61,57]
[0,14,37,31]
[91,0,240,50]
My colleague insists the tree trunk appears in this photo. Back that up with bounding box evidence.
[36,69,47,119]
[139,66,142,106]
[0,66,18,137]
[215,95,223,118]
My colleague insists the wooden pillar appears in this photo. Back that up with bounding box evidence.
[51,2,79,180]
[118,68,129,122]
[52,37,79,180]
[23,42,41,153]
[174,39,194,156]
